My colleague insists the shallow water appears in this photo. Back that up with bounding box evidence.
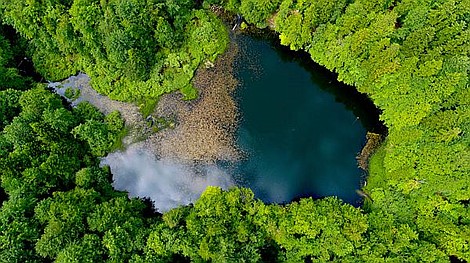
[230,34,370,205]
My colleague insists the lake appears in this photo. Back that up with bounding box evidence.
[228,33,381,205]
[89,32,383,211]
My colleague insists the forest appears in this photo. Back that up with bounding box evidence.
[0,0,468,262]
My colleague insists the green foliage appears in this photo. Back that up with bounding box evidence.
[64,87,80,100]
[34,188,100,259]
[239,0,281,28]
[73,101,104,123]
[75,167,114,195]
[88,196,152,262]
[270,197,368,261]
[275,0,348,50]
[357,210,448,262]
[203,0,241,12]
[72,120,112,157]
[148,187,270,262]
[0,27,30,91]
[1,0,230,111]
[0,89,22,130]
[0,194,43,263]
[0,84,132,261]
[54,234,103,263]
[33,188,152,262]
[72,110,124,157]
[18,86,63,122]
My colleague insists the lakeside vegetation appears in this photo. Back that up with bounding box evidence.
[1,0,229,106]
[0,0,468,262]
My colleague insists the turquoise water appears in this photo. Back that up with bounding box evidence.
[231,34,381,205]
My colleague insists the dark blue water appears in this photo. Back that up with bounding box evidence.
[231,34,379,205]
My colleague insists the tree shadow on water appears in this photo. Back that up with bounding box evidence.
[235,30,387,135]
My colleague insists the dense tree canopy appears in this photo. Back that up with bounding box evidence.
[1,0,229,107]
[0,0,468,262]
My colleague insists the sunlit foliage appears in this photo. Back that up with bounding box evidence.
[1,0,229,107]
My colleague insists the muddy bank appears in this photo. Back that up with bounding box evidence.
[357,132,383,171]
[146,42,241,163]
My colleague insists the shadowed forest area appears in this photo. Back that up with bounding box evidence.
[0,0,468,262]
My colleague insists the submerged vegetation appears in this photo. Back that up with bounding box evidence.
[0,0,468,262]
